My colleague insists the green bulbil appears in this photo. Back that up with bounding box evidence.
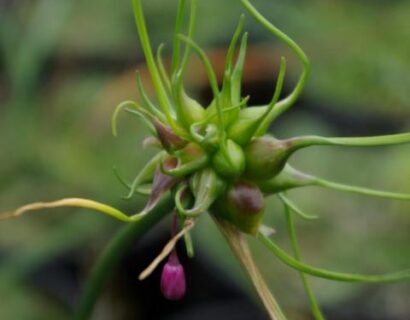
[212,139,245,178]
[227,106,267,145]
[213,180,265,235]
[256,164,317,194]
[205,97,239,128]
[3,1,410,318]
[219,90,241,126]
[202,124,219,145]
[184,168,226,216]
[175,84,206,128]
[244,136,298,180]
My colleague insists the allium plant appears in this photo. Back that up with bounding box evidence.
[1,0,410,319]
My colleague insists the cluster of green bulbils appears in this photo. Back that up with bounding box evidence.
[110,0,316,236]
[110,0,410,237]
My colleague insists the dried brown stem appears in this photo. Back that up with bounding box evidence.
[214,217,286,320]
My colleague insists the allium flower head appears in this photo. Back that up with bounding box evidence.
[1,0,410,319]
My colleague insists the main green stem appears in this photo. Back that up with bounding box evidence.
[74,196,174,320]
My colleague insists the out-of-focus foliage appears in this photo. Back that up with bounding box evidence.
[0,0,409,318]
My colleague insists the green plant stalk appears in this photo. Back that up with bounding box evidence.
[74,196,174,320]
[283,201,324,320]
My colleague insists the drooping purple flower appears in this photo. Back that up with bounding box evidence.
[160,251,186,301]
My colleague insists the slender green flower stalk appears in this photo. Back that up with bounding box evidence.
[1,0,410,319]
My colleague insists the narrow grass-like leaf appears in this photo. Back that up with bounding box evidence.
[291,133,410,148]
[241,0,310,122]
[0,198,138,223]
[257,164,318,194]
[178,35,224,134]
[132,0,182,134]
[172,0,187,73]
[224,15,245,74]
[283,201,325,320]
[255,57,287,136]
[172,0,197,85]
[111,101,156,136]
[315,178,410,201]
[231,32,248,105]
[259,232,410,283]
[278,193,319,220]
[123,152,164,199]
[135,71,167,122]
[220,15,245,107]
[179,0,197,74]
[113,165,151,196]
[260,164,410,203]
[156,44,172,94]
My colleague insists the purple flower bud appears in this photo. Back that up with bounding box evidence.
[160,253,186,301]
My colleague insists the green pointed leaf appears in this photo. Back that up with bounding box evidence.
[156,44,172,93]
[123,152,164,199]
[231,32,248,105]
[171,0,187,73]
[0,198,137,223]
[282,201,324,319]
[212,139,245,178]
[111,101,156,136]
[172,72,206,127]
[241,0,310,122]
[135,71,167,122]
[255,56,287,136]
[132,0,182,134]
[227,106,266,145]
[291,133,410,148]
[178,34,224,134]
[315,178,410,201]
[257,164,317,194]
[259,232,410,283]
[278,193,319,220]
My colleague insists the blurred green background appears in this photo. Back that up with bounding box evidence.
[0,0,409,319]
